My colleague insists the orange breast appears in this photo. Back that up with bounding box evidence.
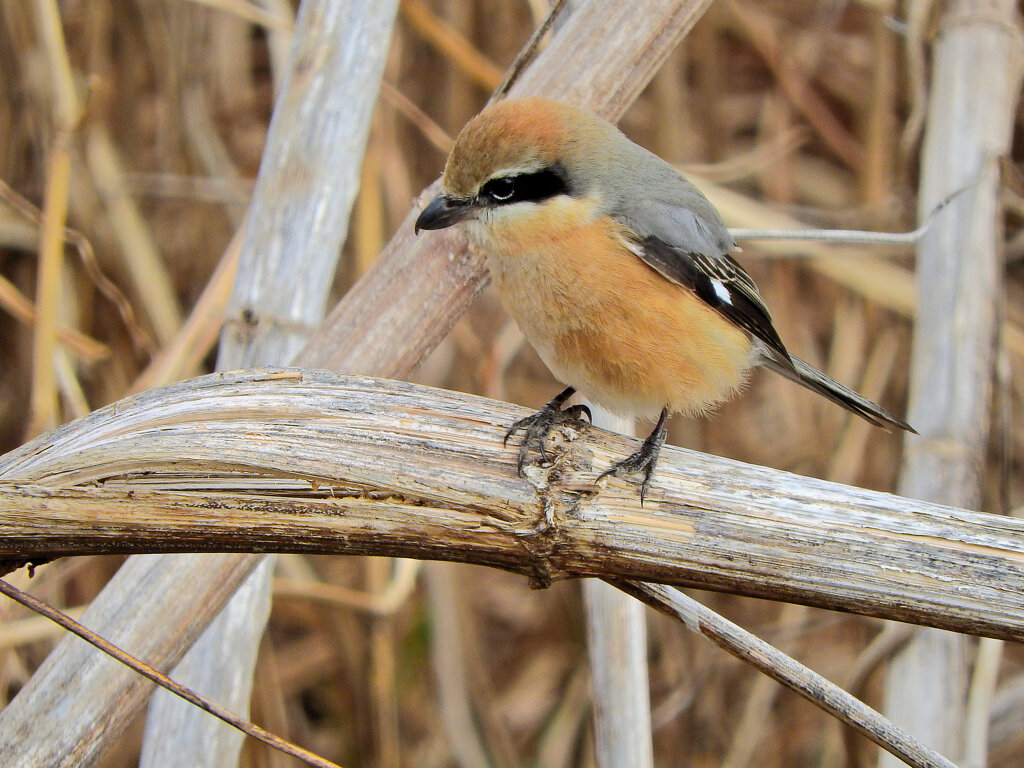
[481,207,755,419]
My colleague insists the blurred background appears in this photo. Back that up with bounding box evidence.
[1,1,1022,766]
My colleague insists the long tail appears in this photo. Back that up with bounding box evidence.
[760,354,916,433]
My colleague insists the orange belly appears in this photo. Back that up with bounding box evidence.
[480,209,754,419]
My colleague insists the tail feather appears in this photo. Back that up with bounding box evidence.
[760,354,916,433]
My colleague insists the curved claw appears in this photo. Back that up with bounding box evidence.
[598,449,659,505]
[597,407,670,506]
[503,414,533,447]
[505,406,561,473]
[503,387,589,475]
[561,403,592,423]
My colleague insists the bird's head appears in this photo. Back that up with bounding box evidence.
[415,98,625,239]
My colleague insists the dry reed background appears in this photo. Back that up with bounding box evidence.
[0,1,1022,766]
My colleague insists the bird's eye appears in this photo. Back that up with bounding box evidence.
[482,177,516,202]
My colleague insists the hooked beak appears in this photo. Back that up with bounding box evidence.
[414,194,475,233]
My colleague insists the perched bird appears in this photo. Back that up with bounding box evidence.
[415,97,913,501]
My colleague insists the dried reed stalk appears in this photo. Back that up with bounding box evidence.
[147,2,399,766]
[0,370,1021,644]
[584,406,654,768]
[86,126,183,345]
[26,0,80,439]
[880,3,1024,767]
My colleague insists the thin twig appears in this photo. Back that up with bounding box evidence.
[400,0,503,91]
[491,0,569,101]
[380,81,454,153]
[614,581,958,768]
[727,0,864,169]
[86,124,184,346]
[729,175,978,245]
[0,177,155,356]
[0,578,343,768]
[0,273,110,363]
[182,0,293,30]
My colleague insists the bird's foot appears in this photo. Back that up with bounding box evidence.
[597,446,661,505]
[505,387,591,474]
[597,408,670,505]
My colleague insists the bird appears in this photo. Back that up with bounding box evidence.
[415,97,913,502]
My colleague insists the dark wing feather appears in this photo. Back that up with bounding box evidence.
[613,200,794,368]
[609,194,914,432]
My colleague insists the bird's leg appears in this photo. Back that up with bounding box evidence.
[504,386,592,474]
[598,407,670,504]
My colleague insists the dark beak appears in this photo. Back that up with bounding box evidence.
[415,195,475,233]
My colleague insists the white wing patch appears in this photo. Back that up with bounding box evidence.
[711,279,732,305]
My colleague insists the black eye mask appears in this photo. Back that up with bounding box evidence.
[480,165,571,205]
